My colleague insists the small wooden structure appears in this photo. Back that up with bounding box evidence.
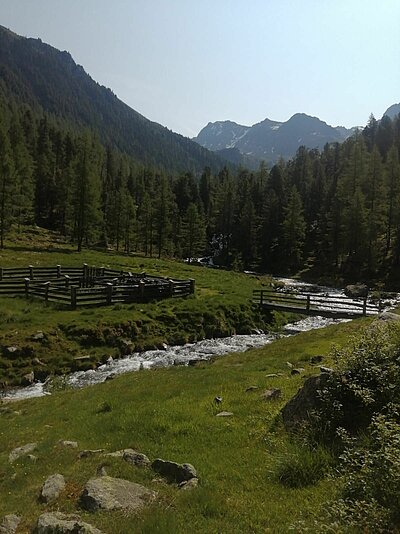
[0,264,195,309]
[253,289,382,319]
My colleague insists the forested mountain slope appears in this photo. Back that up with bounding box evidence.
[0,25,225,174]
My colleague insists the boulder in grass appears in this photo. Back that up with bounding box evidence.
[281,374,329,430]
[376,311,400,323]
[80,476,156,512]
[40,474,66,503]
[151,459,197,483]
[0,515,20,534]
[9,442,37,463]
[179,477,199,490]
[59,440,78,449]
[122,449,150,468]
[260,388,282,401]
[35,512,102,533]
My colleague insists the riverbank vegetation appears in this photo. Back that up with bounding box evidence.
[0,318,369,532]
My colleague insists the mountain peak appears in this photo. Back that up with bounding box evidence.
[194,113,356,165]
[383,103,400,120]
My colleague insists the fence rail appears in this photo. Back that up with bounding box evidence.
[0,264,195,308]
[253,289,382,318]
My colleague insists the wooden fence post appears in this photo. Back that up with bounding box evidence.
[71,286,77,309]
[0,267,3,281]
[106,283,113,305]
[169,279,174,297]
[378,297,382,313]
[44,281,50,302]
[306,295,311,312]
[24,277,30,297]
[64,275,70,288]
[57,265,61,278]
[189,278,195,295]
[139,280,145,301]
[29,265,34,280]
[83,263,88,287]
[260,291,263,306]
[363,297,367,316]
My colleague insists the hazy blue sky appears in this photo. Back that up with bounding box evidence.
[0,1,399,136]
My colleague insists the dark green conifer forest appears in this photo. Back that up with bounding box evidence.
[1,84,399,283]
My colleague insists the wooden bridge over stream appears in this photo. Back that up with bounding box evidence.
[253,289,383,319]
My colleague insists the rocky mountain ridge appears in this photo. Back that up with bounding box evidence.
[194,113,358,165]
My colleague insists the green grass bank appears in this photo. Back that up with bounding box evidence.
[0,318,368,533]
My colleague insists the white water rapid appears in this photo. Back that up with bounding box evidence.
[3,278,398,401]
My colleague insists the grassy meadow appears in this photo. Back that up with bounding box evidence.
[0,227,288,386]
[0,227,378,532]
[0,318,370,533]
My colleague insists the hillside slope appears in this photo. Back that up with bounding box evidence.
[0,25,226,173]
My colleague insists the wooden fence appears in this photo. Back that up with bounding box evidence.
[0,264,195,308]
[253,289,382,319]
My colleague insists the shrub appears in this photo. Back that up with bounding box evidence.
[320,415,400,532]
[311,322,400,442]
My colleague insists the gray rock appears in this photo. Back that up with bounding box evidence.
[36,512,102,533]
[376,311,400,322]
[123,449,150,467]
[0,514,20,534]
[245,385,259,392]
[290,368,305,375]
[260,388,282,401]
[40,473,66,503]
[5,347,19,355]
[9,442,37,463]
[21,371,35,386]
[216,411,233,417]
[79,449,104,459]
[281,374,329,430]
[214,396,223,404]
[320,366,334,374]
[80,476,156,512]
[104,449,126,458]
[178,477,199,490]
[344,284,368,298]
[32,331,45,341]
[59,440,78,449]
[151,459,197,483]
[265,373,280,378]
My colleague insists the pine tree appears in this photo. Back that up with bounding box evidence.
[0,126,15,248]
[182,203,206,261]
[282,186,306,271]
[72,135,102,252]
[385,145,400,256]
